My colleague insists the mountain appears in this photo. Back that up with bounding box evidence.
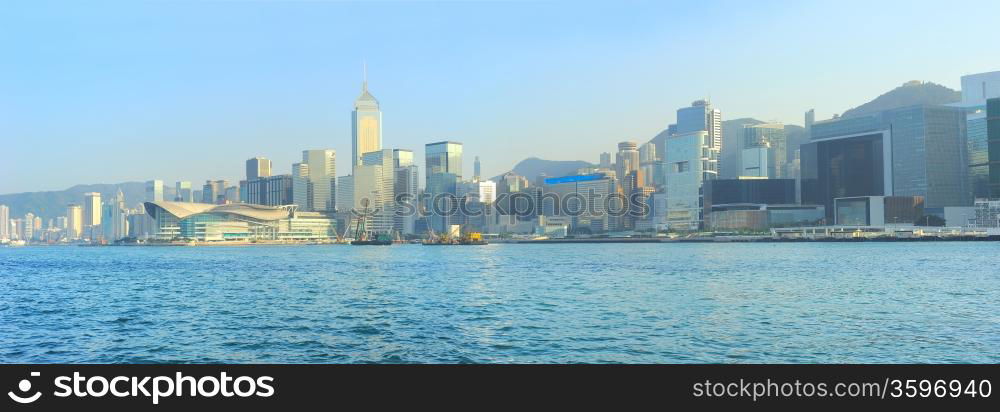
[495,157,596,182]
[840,81,960,118]
[0,182,174,221]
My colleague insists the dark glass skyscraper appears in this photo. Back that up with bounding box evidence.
[987,98,1000,198]
[801,132,889,222]
[804,104,968,221]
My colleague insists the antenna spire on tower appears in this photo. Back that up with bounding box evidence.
[362,59,368,92]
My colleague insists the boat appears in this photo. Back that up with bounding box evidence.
[422,227,488,245]
[351,238,393,246]
[349,200,393,246]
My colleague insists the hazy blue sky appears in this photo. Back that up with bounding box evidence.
[2,0,998,194]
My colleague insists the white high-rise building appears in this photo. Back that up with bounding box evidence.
[393,149,418,235]
[676,99,722,149]
[66,204,83,240]
[359,149,396,234]
[676,99,722,176]
[83,192,101,237]
[145,180,164,202]
[23,212,35,241]
[960,71,1000,107]
[102,189,129,242]
[477,180,496,204]
[599,152,612,169]
[615,141,640,189]
[0,204,9,241]
[352,65,382,167]
[335,175,354,214]
[741,147,770,178]
[301,149,335,212]
[292,162,310,210]
[665,131,718,231]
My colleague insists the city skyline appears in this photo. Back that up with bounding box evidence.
[4,0,1000,194]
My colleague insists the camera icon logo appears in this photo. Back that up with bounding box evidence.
[8,372,42,404]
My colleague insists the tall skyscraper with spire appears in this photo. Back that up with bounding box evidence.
[352,63,383,167]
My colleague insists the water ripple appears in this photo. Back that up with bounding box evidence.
[0,243,998,363]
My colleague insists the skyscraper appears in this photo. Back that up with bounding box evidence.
[175,181,192,202]
[352,66,382,167]
[425,141,463,194]
[615,141,639,187]
[246,157,272,181]
[301,149,336,212]
[359,148,396,234]
[66,204,83,240]
[986,98,1000,198]
[145,180,164,202]
[23,212,35,241]
[393,149,414,168]
[0,204,9,241]
[473,156,481,182]
[83,192,101,229]
[743,123,787,178]
[960,71,1000,107]
[805,109,815,138]
[599,152,612,169]
[639,142,657,189]
[244,175,293,206]
[335,175,354,214]
[393,149,419,235]
[803,104,969,220]
[676,99,722,149]
[959,73,1000,200]
[292,162,311,210]
[102,189,129,242]
[425,141,463,233]
[665,131,718,230]
[202,180,228,204]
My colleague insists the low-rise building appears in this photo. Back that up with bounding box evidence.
[144,201,336,242]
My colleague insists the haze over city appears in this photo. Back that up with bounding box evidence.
[2,0,999,194]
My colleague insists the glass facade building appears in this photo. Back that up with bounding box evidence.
[175,181,192,202]
[968,109,990,199]
[145,201,336,242]
[541,173,615,232]
[359,149,396,234]
[243,174,293,207]
[988,98,1000,198]
[801,131,890,222]
[804,104,968,221]
[743,123,787,178]
[664,131,718,230]
[425,141,462,194]
[424,141,463,233]
[833,196,924,226]
[703,178,797,226]
[352,77,382,167]
[301,149,335,212]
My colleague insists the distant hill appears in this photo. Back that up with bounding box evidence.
[840,80,960,118]
[0,182,174,221]
[495,157,596,182]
